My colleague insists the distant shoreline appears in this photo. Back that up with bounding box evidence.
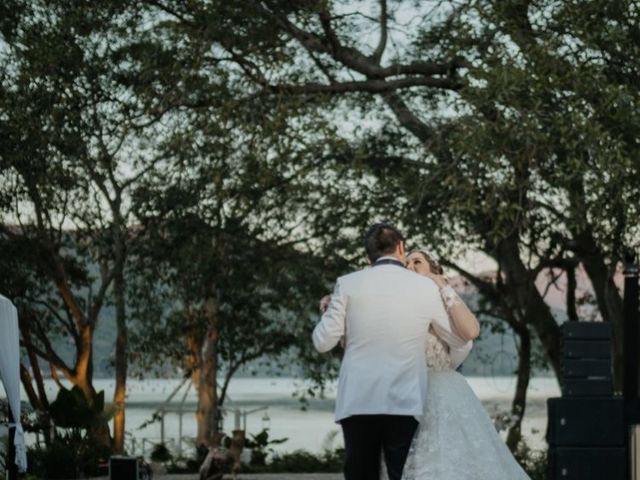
[2,376,558,453]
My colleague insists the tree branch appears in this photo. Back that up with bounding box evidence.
[380,91,432,142]
[318,10,341,55]
[20,335,74,381]
[303,49,337,84]
[275,9,463,81]
[263,75,460,96]
[440,258,498,300]
[26,298,78,343]
[371,0,388,63]
[20,364,43,411]
[143,0,192,24]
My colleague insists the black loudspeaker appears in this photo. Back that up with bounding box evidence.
[562,378,613,396]
[626,399,640,425]
[109,456,138,480]
[547,398,625,447]
[549,447,627,480]
[561,322,613,397]
[563,359,611,377]
[563,321,612,340]
[623,254,640,400]
[563,340,612,359]
[549,303,639,480]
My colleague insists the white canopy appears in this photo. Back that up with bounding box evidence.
[0,295,27,472]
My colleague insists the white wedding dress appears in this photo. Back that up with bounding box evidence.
[382,332,531,480]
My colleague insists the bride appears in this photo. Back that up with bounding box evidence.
[383,248,531,480]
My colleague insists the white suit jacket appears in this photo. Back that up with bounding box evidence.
[313,260,469,422]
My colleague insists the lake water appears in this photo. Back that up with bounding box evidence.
[1,376,560,457]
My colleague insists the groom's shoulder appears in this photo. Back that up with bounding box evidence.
[335,266,377,287]
[337,267,368,283]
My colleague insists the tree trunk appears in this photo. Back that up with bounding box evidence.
[112,223,128,453]
[574,231,624,392]
[196,295,220,448]
[566,266,579,322]
[18,363,55,446]
[567,175,625,391]
[187,330,203,391]
[75,374,112,447]
[20,364,43,411]
[496,235,562,379]
[67,321,111,447]
[74,324,96,400]
[506,327,531,451]
[20,312,50,408]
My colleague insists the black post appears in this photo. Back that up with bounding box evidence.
[623,251,640,400]
[7,404,18,480]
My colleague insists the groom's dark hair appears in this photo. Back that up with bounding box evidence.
[364,223,405,262]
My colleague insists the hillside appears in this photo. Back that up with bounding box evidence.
[41,265,597,379]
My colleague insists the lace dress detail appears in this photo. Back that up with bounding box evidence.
[381,330,530,480]
[425,329,452,371]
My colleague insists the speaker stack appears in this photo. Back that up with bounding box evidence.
[625,254,640,480]
[109,456,139,480]
[547,322,627,479]
[547,253,640,480]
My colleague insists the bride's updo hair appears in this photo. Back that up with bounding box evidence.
[412,248,444,275]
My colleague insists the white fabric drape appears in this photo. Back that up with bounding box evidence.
[0,295,27,472]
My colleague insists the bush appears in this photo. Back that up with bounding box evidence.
[514,440,548,480]
[21,386,114,478]
[150,442,173,463]
[243,428,288,466]
[268,448,344,473]
[165,440,344,475]
[27,433,112,479]
[28,440,79,479]
[164,443,207,473]
[243,447,344,473]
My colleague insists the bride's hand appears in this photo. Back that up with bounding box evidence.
[319,294,331,313]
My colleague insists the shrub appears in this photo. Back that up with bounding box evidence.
[242,447,344,473]
[165,443,207,474]
[27,434,111,479]
[243,428,288,466]
[514,440,548,480]
[150,442,173,463]
[268,448,344,473]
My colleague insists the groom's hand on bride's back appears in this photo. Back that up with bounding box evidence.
[317,293,346,349]
[319,294,331,313]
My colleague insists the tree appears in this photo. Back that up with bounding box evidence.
[125,94,365,447]
[127,0,640,449]
[422,0,640,392]
[0,0,168,451]
[5,0,637,457]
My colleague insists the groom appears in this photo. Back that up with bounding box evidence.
[312,223,468,480]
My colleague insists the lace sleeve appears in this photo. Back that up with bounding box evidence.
[440,285,464,310]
